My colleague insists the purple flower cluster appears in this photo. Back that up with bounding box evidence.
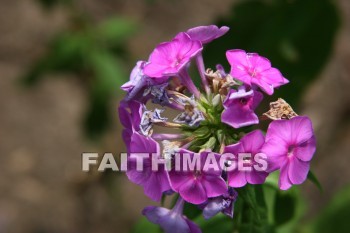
[119,25,316,233]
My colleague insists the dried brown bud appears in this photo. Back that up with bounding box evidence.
[263,98,298,120]
[205,68,239,96]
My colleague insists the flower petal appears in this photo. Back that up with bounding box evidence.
[186,25,229,44]
[179,180,207,204]
[227,169,247,188]
[279,161,293,190]
[288,156,310,185]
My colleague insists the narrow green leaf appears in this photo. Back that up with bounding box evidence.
[307,170,323,192]
[274,190,297,226]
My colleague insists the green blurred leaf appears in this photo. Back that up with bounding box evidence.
[309,186,350,233]
[82,49,127,138]
[130,217,160,233]
[88,49,126,95]
[183,202,202,219]
[21,33,92,85]
[236,185,271,233]
[95,17,137,46]
[196,214,234,233]
[307,170,323,192]
[274,190,297,226]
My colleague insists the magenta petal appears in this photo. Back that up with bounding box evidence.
[240,130,265,154]
[289,116,315,144]
[253,79,274,95]
[260,67,288,88]
[252,91,264,109]
[279,161,293,190]
[201,175,227,198]
[228,169,247,188]
[126,157,151,185]
[222,89,260,128]
[179,180,207,204]
[222,106,259,128]
[118,104,132,129]
[168,171,193,192]
[246,170,268,185]
[294,136,316,162]
[144,32,202,78]
[143,173,164,201]
[247,53,271,72]
[288,157,310,185]
[174,32,203,59]
[186,25,229,44]
[224,142,243,155]
[261,138,288,172]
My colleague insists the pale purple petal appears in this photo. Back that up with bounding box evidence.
[142,206,170,223]
[185,219,202,233]
[186,25,229,44]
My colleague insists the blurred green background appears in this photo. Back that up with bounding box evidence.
[0,0,350,232]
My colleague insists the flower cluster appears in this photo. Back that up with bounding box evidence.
[119,25,316,233]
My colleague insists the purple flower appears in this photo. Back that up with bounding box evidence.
[118,101,143,151]
[126,132,171,201]
[202,188,238,219]
[143,32,202,78]
[221,87,263,128]
[121,61,170,103]
[186,25,229,44]
[143,198,201,233]
[168,149,227,204]
[261,116,316,190]
[121,61,150,102]
[224,130,269,187]
[226,49,289,95]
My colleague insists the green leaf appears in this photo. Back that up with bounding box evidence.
[200,137,217,150]
[307,170,323,192]
[130,217,160,233]
[88,49,127,95]
[273,190,297,226]
[183,202,202,219]
[193,126,211,139]
[236,185,270,233]
[196,214,234,233]
[96,17,137,46]
[309,186,350,233]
